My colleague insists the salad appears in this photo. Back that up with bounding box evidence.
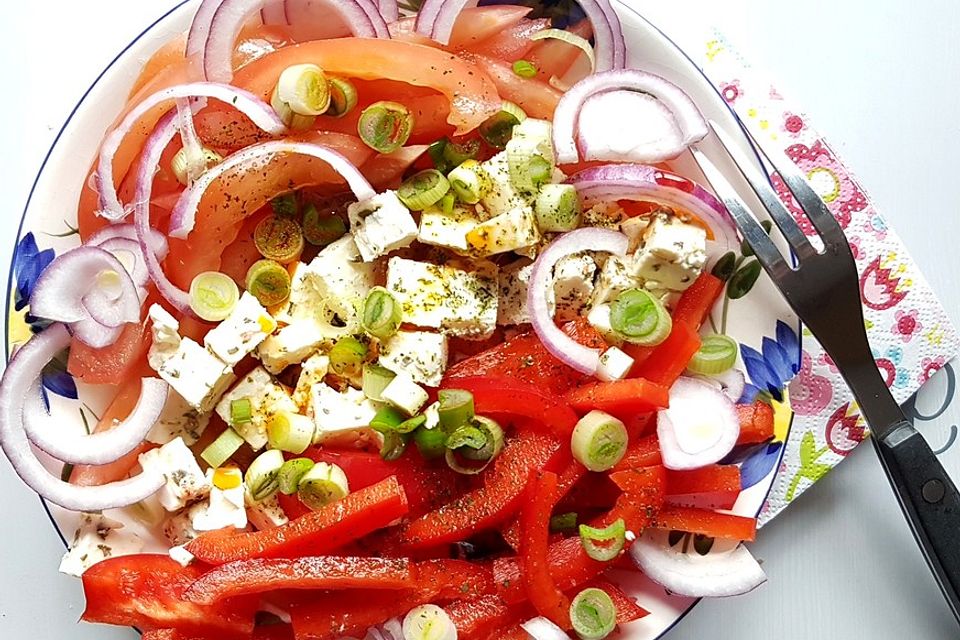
[0,0,778,638]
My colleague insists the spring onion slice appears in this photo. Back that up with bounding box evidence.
[189,271,239,322]
[271,85,317,131]
[245,449,284,502]
[266,411,315,454]
[437,389,475,432]
[571,410,628,472]
[245,259,291,307]
[277,64,331,116]
[688,334,738,375]
[358,101,413,153]
[363,287,402,340]
[512,59,538,78]
[414,426,447,460]
[570,587,617,640]
[371,406,407,433]
[362,364,396,401]
[447,160,490,205]
[171,146,222,186]
[230,398,253,426]
[380,430,410,461]
[278,458,315,495]
[535,183,582,232]
[478,109,522,149]
[445,416,504,475]
[200,428,245,468]
[302,205,347,246]
[438,192,456,215]
[609,288,672,346]
[551,512,579,533]
[398,414,428,433]
[501,100,527,123]
[397,169,450,211]
[579,518,626,561]
[329,336,368,378]
[254,216,305,263]
[402,604,457,640]
[271,193,299,218]
[531,28,597,72]
[326,76,358,118]
[297,461,349,510]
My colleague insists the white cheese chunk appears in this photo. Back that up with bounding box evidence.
[138,437,211,511]
[380,372,429,415]
[587,304,622,346]
[312,384,379,439]
[168,544,195,567]
[379,330,449,387]
[552,254,597,321]
[582,201,627,230]
[204,292,276,366]
[629,215,707,292]
[162,504,205,546]
[620,216,651,252]
[153,337,235,413]
[258,320,328,374]
[192,469,248,531]
[590,255,642,308]
[246,491,289,531]
[497,259,535,326]
[283,236,376,326]
[214,367,297,451]
[596,347,635,382]
[423,401,441,430]
[466,205,541,256]
[417,206,480,253]
[59,514,144,578]
[294,353,331,410]
[386,257,498,339]
[146,390,211,446]
[479,151,535,218]
[348,190,419,261]
[147,304,181,370]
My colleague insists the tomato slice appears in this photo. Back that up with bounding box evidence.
[650,506,758,542]
[565,378,670,414]
[466,18,550,62]
[465,53,562,120]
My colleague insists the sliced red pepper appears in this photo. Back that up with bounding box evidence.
[565,378,670,415]
[630,320,702,385]
[613,434,663,470]
[736,400,776,445]
[521,471,571,628]
[650,506,757,542]
[665,465,742,497]
[187,477,408,564]
[143,627,293,640]
[672,272,725,330]
[442,375,579,437]
[81,555,257,638]
[444,595,522,640]
[585,579,650,625]
[183,556,413,604]
[502,461,586,549]
[399,431,563,549]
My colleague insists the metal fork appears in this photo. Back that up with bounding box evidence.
[691,123,960,623]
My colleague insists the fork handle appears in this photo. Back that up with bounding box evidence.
[873,420,960,621]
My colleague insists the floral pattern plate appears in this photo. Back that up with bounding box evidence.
[5,1,800,637]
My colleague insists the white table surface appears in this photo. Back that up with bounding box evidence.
[2,1,960,638]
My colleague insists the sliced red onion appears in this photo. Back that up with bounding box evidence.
[96,237,150,287]
[578,90,692,163]
[568,163,739,256]
[554,70,708,165]
[187,0,225,59]
[23,378,167,465]
[691,368,746,403]
[0,324,164,511]
[520,616,571,640]
[260,0,289,23]
[87,223,169,261]
[96,82,286,221]
[528,229,628,376]
[657,377,740,470]
[378,0,398,23]
[630,530,766,597]
[29,246,140,326]
[68,316,124,349]
[168,140,376,239]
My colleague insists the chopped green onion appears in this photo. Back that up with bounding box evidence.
[445,416,504,475]
[362,364,396,401]
[506,121,555,190]
[302,204,347,246]
[413,426,447,459]
[397,169,450,211]
[437,389,475,432]
[402,603,457,640]
[688,334,739,375]
[446,424,487,451]
[358,101,413,153]
[398,414,427,433]
[508,153,551,191]
[535,183,582,232]
[570,410,628,472]
[271,193,299,218]
[362,287,402,339]
[266,411,315,454]
[512,59,538,78]
[245,449,284,502]
[277,63,331,116]
[500,100,527,123]
[370,405,407,433]
[297,461,349,510]
[429,138,482,173]
[172,146,222,186]
[325,75,358,117]
[189,271,239,322]
[609,288,672,346]
[530,28,597,72]
[380,430,410,461]
[579,518,626,562]
[230,398,253,426]
[200,427,245,468]
[570,587,617,640]
[254,215,304,263]
[447,160,490,205]
[550,512,579,533]
[438,192,456,215]
[278,458,314,495]
[329,336,368,378]
[479,110,522,149]
[245,259,291,307]
[271,85,316,130]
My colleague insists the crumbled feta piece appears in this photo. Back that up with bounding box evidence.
[590,256,642,307]
[127,492,166,527]
[417,206,480,253]
[587,304,622,346]
[153,337,235,413]
[423,401,441,430]
[596,347,635,382]
[215,367,297,450]
[466,206,541,256]
[162,503,204,546]
[283,236,376,326]
[139,437,211,511]
[379,331,449,387]
[147,304,181,370]
[192,469,247,531]
[620,216,651,252]
[552,254,597,321]
[629,215,707,292]
[497,259,536,325]
[168,545,195,567]
[204,292,276,366]
[146,390,210,446]
[258,320,328,374]
[348,190,419,261]
[246,491,289,531]
[312,384,379,439]
[59,514,144,578]
[294,353,330,409]
[380,372,429,415]
[386,257,498,339]
[582,201,627,230]
[479,151,534,217]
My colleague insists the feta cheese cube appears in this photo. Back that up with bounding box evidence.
[380,372,429,415]
[168,545,195,567]
[59,514,144,577]
[258,320,328,374]
[284,236,376,326]
[294,353,330,409]
[620,216,651,252]
[629,215,707,292]
[192,469,247,531]
[162,504,204,546]
[348,190,418,261]
[147,304,181,370]
[553,254,597,321]
[587,304,622,346]
[379,330,449,387]
[423,401,440,430]
[466,206,541,256]
[215,367,298,450]
[154,337,235,413]
[497,259,536,325]
[146,390,211,446]
[590,256,642,307]
[204,292,276,365]
[246,491,289,531]
[596,347,635,382]
[312,384,379,439]
[386,257,498,339]
[139,437,211,511]
[417,206,480,253]
[582,201,627,230]
[480,151,534,218]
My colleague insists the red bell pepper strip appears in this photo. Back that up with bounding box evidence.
[143,627,294,640]
[650,506,757,542]
[183,556,413,604]
[665,465,742,496]
[736,400,776,444]
[565,378,670,415]
[502,461,587,549]
[399,431,564,549]
[521,471,571,628]
[444,595,522,640]
[81,555,258,638]
[613,434,663,470]
[187,477,408,564]
[630,321,702,385]
[672,272,725,330]
[586,579,650,625]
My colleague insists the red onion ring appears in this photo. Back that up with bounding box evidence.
[657,377,740,470]
[96,82,286,221]
[528,228,629,376]
[187,0,226,60]
[378,0,399,23]
[23,378,167,465]
[260,0,289,24]
[521,617,572,640]
[68,316,124,349]
[96,237,150,288]
[168,139,377,239]
[87,223,169,260]
[568,163,739,256]
[0,324,164,511]
[553,69,708,165]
